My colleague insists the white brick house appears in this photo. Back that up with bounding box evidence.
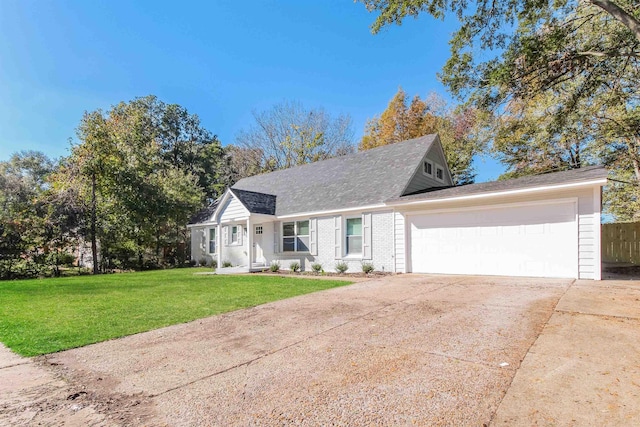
[188,134,608,279]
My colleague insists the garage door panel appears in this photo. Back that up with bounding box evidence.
[409,202,578,278]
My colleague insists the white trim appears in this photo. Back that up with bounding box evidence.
[422,159,434,178]
[593,186,602,280]
[387,179,608,207]
[344,215,363,258]
[403,196,579,217]
[434,163,445,183]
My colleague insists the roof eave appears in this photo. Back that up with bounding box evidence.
[385,178,609,207]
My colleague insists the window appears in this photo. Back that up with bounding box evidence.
[346,217,362,255]
[208,228,216,253]
[282,220,309,252]
[255,225,263,235]
[230,225,239,244]
[436,166,444,181]
[423,160,433,177]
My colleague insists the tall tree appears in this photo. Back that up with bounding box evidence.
[361,89,482,185]
[236,100,355,171]
[52,95,222,271]
[360,0,640,218]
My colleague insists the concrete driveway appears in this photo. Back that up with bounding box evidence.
[1,274,638,426]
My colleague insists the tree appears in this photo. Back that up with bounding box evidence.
[360,0,640,218]
[491,91,599,180]
[360,89,482,185]
[236,100,355,171]
[0,151,58,278]
[51,95,222,272]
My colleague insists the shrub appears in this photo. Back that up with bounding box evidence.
[211,259,218,269]
[269,261,280,272]
[198,258,208,267]
[335,261,348,274]
[361,262,374,274]
[222,260,233,268]
[311,263,323,274]
[289,261,300,273]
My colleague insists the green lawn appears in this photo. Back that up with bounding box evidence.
[0,268,352,357]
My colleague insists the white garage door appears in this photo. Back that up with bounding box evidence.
[409,201,578,278]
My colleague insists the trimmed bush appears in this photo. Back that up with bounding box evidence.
[222,260,233,268]
[335,261,348,274]
[269,261,280,272]
[211,259,218,269]
[198,258,208,267]
[361,262,374,274]
[311,263,323,274]
[289,261,300,273]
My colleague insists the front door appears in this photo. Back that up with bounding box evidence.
[253,224,264,264]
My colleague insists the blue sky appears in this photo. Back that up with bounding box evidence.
[0,0,504,181]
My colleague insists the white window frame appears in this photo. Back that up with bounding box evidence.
[208,228,216,254]
[344,215,363,258]
[422,159,434,177]
[435,163,445,183]
[282,220,310,253]
[230,225,239,245]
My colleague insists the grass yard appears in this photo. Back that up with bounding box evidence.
[0,268,352,357]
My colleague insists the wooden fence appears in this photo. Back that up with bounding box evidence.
[602,222,640,264]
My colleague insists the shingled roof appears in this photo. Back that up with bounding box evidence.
[387,165,608,204]
[231,135,437,216]
[188,199,220,225]
[229,188,276,215]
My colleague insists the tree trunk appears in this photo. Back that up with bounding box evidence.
[590,0,640,41]
[90,172,99,275]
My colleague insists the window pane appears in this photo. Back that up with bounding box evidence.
[297,220,309,236]
[209,228,216,241]
[347,236,362,254]
[297,236,309,252]
[346,218,362,236]
[283,222,295,237]
[283,237,295,252]
[209,241,216,253]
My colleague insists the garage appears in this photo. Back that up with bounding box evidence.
[409,201,578,278]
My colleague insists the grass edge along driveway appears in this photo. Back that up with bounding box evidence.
[0,268,352,357]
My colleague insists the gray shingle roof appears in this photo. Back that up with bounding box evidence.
[229,188,276,215]
[388,165,608,203]
[188,199,220,225]
[231,135,437,216]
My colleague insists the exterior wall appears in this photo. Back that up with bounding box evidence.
[577,188,598,279]
[267,211,395,273]
[396,186,602,279]
[371,211,395,272]
[190,226,214,265]
[219,197,248,222]
[221,223,247,267]
[403,148,452,195]
[394,211,406,273]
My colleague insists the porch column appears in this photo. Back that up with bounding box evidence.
[216,224,222,269]
[246,218,253,267]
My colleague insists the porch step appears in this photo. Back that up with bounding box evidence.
[216,263,268,275]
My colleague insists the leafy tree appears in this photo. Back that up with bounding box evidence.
[360,88,482,184]
[51,96,221,272]
[360,0,640,218]
[236,100,355,171]
[491,91,599,180]
[0,151,58,278]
